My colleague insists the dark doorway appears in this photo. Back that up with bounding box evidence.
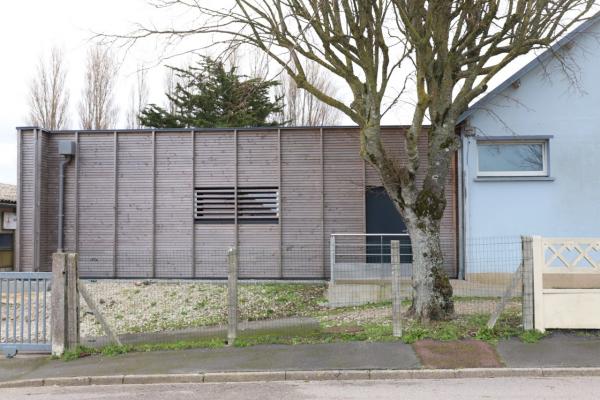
[365,187,412,263]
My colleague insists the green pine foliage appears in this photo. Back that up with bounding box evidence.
[139,57,284,128]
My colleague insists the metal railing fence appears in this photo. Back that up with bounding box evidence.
[0,272,52,356]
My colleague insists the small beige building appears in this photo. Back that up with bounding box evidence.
[0,183,17,270]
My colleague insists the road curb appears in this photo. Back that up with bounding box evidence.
[1,368,600,389]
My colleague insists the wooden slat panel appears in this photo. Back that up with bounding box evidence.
[78,133,115,277]
[281,129,323,278]
[323,128,365,277]
[38,132,50,271]
[237,131,279,277]
[18,130,35,271]
[155,132,193,278]
[194,132,235,277]
[116,133,153,277]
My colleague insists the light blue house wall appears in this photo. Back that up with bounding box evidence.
[459,16,600,274]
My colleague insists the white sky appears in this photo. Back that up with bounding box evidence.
[0,0,547,185]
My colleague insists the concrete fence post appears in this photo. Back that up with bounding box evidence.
[531,236,545,332]
[51,252,80,356]
[521,236,534,331]
[330,235,336,283]
[51,253,68,356]
[390,240,402,337]
[65,253,79,349]
[227,247,238,346]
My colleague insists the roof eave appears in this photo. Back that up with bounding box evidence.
[457,11,600,125]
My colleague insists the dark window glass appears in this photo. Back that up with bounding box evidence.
[0,233,13,250]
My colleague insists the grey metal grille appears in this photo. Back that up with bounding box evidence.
[194,187,279,222]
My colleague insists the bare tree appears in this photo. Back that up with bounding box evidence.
[277,62,341,126]
[79,45,119,129]
[126,66,149,129]
[28,47,70,129]
[114,0,595,321]
[163,67,179,114]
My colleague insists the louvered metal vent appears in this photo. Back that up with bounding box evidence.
[194,187,235,221]
[194,187,279,223]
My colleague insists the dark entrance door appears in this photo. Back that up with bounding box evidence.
[365,187,412,263]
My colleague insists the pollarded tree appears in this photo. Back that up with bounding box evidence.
[139,57,284,128]
[116,0,595,321]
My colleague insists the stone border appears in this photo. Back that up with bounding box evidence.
[2,368,600,389]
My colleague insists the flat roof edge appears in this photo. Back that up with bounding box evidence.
[28,125,424,134]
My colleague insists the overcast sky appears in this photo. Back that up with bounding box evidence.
[0,0,549,186]
[0,0,182,184]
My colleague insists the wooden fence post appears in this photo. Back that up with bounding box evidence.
[391,240,402,337]
[227,247,238,346]
[66,253,79,349]
[51,253,68,356]
[521,236,535,331]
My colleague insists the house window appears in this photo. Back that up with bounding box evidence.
[194,187,279,223]
[477,139,549,177]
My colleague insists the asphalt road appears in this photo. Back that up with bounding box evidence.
[2,377,600,400]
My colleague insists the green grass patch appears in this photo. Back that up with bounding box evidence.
[233,323,400,348]
[519,330,547,343]
[402,310,522,344]
[56,338,228,361]
[55,345,97,361]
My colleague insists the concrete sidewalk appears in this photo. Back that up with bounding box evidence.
[1,333,600,384]
[0,342,420,383]
[497,332,600,368]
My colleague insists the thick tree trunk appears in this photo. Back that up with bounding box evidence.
[404,214,454,321]
[359,118,455,322]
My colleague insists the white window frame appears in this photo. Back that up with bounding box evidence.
[476,139,549,177]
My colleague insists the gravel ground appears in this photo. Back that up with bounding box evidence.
[80,280,327,337]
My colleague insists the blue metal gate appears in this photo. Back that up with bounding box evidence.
[0,272,52,357]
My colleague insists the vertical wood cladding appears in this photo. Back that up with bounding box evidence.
[237,131,279,278]
[323,128,365,277]
[116,133,153,277]
[194,131,235,278]
[18,130,35,271]
[155,132,193,278]
[281,129,323,278]
[77,133,115,277]
[24,127,458,278]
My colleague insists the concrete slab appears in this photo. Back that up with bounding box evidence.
[0,342,420,383]
[498,332,600,368]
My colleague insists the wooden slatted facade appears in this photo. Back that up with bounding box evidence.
[16,126,458,279]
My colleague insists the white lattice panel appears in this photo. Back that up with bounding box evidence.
[543,239,600,273]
